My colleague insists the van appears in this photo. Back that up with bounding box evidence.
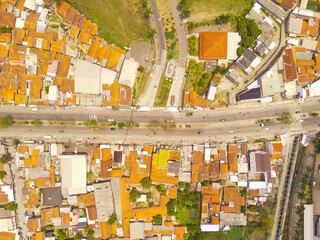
[43,135,52,139]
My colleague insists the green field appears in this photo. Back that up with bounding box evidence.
[186,0,253,21]
[66,0,150,47]
[154,77,173,107]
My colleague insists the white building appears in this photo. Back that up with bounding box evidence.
[118,58,139,88]
[59,154,87,196]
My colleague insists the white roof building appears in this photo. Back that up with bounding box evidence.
[206,83,217,101]
[118,58,139,88]
[60,154,87,196]
[304,204,313,240]
[200,224,219,232]
[227,32,241,60]
[48,85,58,101]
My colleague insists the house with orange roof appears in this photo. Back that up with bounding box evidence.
[282,48,298,82]
[199,32,241,60]
[184,91,207,108]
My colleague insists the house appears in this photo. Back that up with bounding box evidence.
[199,32,241,60]
[94,182,114,222]
[118,58,139,88]
[59,154,87,196]
[282,48,298,82]
[235,48,260,74]
[206,82,217,101]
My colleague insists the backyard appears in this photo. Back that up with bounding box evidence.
[65,0,150,47]
[154,77,173,107]
[185,0,253,21]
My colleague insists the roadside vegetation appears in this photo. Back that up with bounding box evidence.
[186,60,212,96]
[147,120,176,131]
[65,0,150,47]
[133,67,150,105]
[277,112,295,125]
[154,77,173,107]
[156,0,179,61]
[188,35,199,56]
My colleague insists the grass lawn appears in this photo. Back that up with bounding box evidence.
[66,0,149,47]
[154,77,173,107]
[133,70,150,105]
[228,226,252,240]
[156,0,179,62]
[307,1,320,11]
[186,0,253,21]
[202,232,229,240]
[175,208,200,225]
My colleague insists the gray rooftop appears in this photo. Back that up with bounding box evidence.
[42,187,62,206]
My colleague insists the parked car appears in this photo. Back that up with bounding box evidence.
[110,128,117,131]
[74,148,77,154]
[107,118,114,122]
[297,119,304,123]
[203,116,208,119]
[260,123,265,127]
[227,130,234,133]
[186,112,193,116]
[263,128,269,131]
[59,130,64,133]
[220,119,226,122]
[153,86,157,91]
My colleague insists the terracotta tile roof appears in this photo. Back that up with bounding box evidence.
[0,12,15,28]
[168,187,177,199]
[31,232,43,240]
[173,226,185,240]
[298,74,315,83]
[54,78,74,93]
[119,85,132,106]
[100,222,110,239]
[300,18,319,37]
[41,207,60,226]
[221,187,241,213]
[57,1,71,17]
[0,232,15,240]
[77,194,95,207]
[249,189,259,199]
[282,48,297,82]
[56,55,71,78]
[200,32,227,60]
[19,146,28,154]
[122,218,130,238]
[87,206,97,220]
[102,81,121,106]
[64,7,78,24]
[88,39,101,59]
[220,163,228,174]
[61,212,70,225]
[0,32,11,43]
[27,218,40,233]
[212,204,220,214]
[81,19,99,36]
[78,31,91,45]
[193,150,204,164]
[69,25,79,39]
[106,46,126,70]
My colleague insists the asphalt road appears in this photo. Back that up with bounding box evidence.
[3,100,320,123]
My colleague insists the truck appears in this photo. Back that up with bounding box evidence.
[170,95,175,106]
[260,122,276,127]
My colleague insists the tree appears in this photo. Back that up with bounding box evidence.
[0,154,10,164]
[130,188,141,203]
[156,184,167,195]
[138,66,144,72]
[312,112,319,117]
[74,232,83,240]
[187,59,202,76]
[148,28,157,38]
[182,9,190,18]
[13,139,20,147]
[107,213,116,225]
[140,177,152,189]
[178,182,185,188]
[45,85,50,94]
[153,214,162,225]
[142,0,148,8]
[0,115,13,128]
[55,229,67,240]
[84,226,94,238]
[0,171,6,179]
[31,120,43,127]
[278,112,295,124]
[144,7,152,18]
[201,180,210,187]
[166,199,176,216]
[5,203,16,211]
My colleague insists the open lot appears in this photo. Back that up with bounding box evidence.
[133,70,150,105]
[186,0,253,22]
[66,0,150,47]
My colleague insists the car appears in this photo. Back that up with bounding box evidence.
[263,127,269,130]
[165,120,173,123]
[90,115,96,118]
[220,119,226,122]
[151,132,157,135]
[318,124,320,126]
[313,181,316,187]
[110,128,117,131]
[74,148,77,154]
[107,118,114,122]
[227,130,234,133]
[175,77,178,82]
[318,164,320,174]
[203,116,208,119]
[297,119,304,123]
[153,86,157,91]
[59,130,64,133]
[260,123,265,127]
[186,112,193,116]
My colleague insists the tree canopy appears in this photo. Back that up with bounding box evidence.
[237,17,261,56]
[0,115,13,128]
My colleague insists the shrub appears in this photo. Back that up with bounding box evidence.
[107,213,116,225]
[0,154,10,164]
[45,85,50,94]
[0,115,13,128]
[0,171,6,179]
[13,139,20,147]
[201,181,210,187]
[5,202,17,211]
[31,120,43,127]
[130,188,141,203]
[156,184,167,195]
[153,214,162,225]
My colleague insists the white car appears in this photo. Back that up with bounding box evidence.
[74,148,77,154]
[107,118,114,122]
[263,127,269,130]
[90,115,96,118]
[153,86,157,91]
[298,119,304,123]
[227,130,234,133]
